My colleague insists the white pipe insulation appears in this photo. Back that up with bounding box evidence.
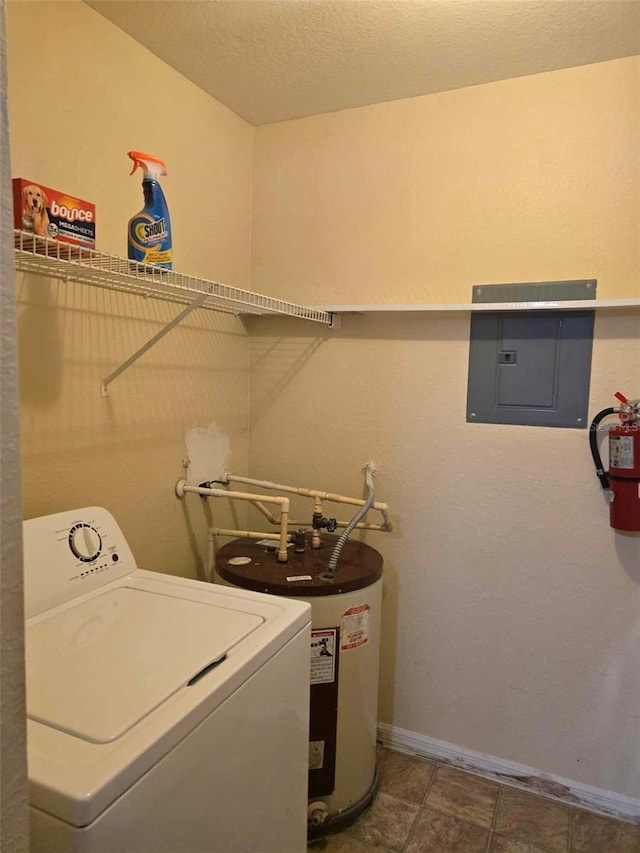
[175,480,290,562]
[176,464,392,570]
[224,471,392,531]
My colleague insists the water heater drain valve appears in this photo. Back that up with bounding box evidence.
[308,801,329,826]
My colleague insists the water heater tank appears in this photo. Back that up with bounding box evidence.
[215,536,383,837]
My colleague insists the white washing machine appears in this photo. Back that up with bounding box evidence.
[23,507,311,853]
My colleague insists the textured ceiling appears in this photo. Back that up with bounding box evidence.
[87,0,640,125]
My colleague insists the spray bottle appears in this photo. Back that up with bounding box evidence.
[127,150,173,269]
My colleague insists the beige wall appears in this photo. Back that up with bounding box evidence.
[7,0,253,576]
[6,0,640,809]
[250,58,640,799]
[253,57,639,305]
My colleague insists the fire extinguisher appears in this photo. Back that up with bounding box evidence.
[589,392,640,532]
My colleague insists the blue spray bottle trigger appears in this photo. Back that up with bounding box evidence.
[127,150,173,270]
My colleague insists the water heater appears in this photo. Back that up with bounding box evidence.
[215,536,382,838]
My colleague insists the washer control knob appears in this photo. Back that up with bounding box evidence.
[69,524,102,563]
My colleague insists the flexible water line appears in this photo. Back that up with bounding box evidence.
[323,465,376,580]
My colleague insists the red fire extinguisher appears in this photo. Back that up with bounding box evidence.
[590,392,640,532]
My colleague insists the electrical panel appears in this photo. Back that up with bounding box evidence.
[466,280,596,428]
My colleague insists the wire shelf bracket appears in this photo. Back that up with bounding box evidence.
[100,294,208,396]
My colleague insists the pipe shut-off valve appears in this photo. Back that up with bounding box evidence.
[312,512,338,533]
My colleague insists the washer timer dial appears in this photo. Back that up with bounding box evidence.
[68,523,102,563]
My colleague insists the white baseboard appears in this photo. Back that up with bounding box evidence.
[377,722,640,825]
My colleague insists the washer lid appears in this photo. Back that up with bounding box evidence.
[26,586,263,744]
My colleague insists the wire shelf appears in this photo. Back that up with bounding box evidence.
[13,230,333,325]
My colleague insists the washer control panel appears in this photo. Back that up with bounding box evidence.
[23,507,137,617]
[69,523,102,562]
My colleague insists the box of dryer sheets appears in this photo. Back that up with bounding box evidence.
[13,179,96,250]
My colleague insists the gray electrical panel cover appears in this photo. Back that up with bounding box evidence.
[466,280,595,428]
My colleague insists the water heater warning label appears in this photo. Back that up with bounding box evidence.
[341,604,369,650]
[310,629,337,684]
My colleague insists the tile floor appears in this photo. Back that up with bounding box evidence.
[308,746,640,853]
